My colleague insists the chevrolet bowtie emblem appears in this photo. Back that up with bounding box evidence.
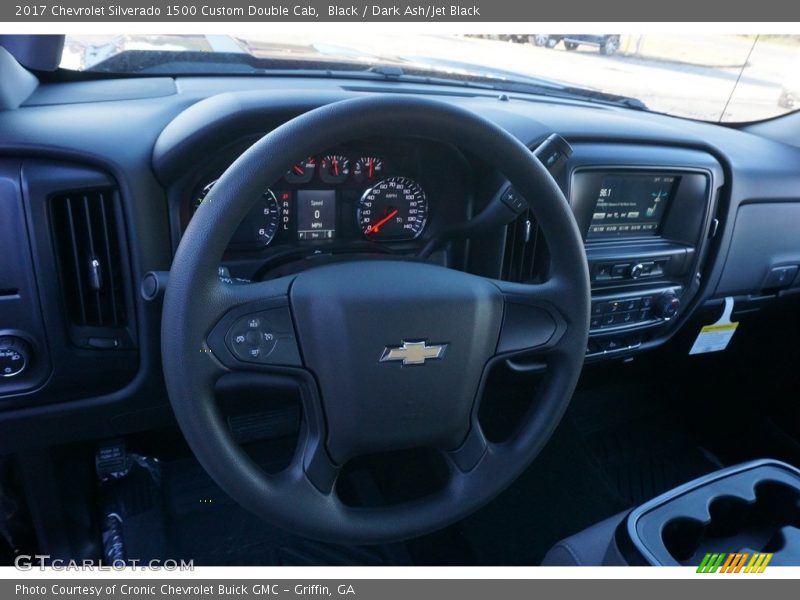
[379,341,448,366]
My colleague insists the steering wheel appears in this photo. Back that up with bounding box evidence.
[161,96,590,544]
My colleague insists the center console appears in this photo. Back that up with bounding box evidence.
[564,145,723,360]
[624,460,800,566]
[542,459,800,566]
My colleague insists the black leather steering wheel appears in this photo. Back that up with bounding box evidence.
[161,96,590,544]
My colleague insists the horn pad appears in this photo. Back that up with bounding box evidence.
[290,260,504,464]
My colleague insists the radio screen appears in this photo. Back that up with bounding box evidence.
[297,190,336,240]
[587,174,678,239]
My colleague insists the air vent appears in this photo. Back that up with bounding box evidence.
[501,209,547,283]
[50,189,131,347]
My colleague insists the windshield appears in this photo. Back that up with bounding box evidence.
[61,33,800,123]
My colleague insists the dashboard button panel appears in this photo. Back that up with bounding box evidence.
[590,289,680,332]
[593,259,665,282]
[586,333,642,357]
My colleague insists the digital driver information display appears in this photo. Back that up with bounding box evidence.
[296,190,336,240]
[587,174,678,239]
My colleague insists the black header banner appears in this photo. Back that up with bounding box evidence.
[3,0,800,22]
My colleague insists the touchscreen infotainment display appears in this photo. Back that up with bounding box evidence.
[587,174,678,239]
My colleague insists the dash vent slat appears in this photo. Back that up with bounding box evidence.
[51,189,127,334]
[501,209,546,283]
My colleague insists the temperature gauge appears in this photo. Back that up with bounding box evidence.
[353,157,384,184]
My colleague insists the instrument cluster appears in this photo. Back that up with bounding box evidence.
[187,150,431,251]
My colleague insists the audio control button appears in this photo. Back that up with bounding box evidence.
[595,264,613,280]
[654,292,680,320]
[599,338,625,352]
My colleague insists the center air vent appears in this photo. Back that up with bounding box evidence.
[501,209,547,283]
[50,189,133,349]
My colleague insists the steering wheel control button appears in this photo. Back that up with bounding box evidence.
[0,336,31,378]
[224,307,300,367]
[500,186,528,214]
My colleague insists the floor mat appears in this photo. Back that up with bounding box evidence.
[585,420,722,505]
[570,376,723,506]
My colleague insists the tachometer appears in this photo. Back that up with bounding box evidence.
[285,157,316,184]
[194,180,281,248]
[358,177,428,241]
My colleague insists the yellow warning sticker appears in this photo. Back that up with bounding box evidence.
[699,323,738,334]
[689,297,738,355]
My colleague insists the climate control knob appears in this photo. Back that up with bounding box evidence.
[654,292,680,320]
[0,336,31,378]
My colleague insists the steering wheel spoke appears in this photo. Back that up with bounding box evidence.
[301,434,341,494]
[444,423,490,474]
[493,277,575,358]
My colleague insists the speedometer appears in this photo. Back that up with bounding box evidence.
[358,177,428,241]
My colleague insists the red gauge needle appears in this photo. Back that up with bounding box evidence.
[367,159,374,179]
[332,158,339,177]
[292,165,304,176]
[367,209,399,234]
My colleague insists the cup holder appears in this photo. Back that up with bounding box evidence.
[661,481,800,565]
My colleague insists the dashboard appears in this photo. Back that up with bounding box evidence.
[1,73,800,451]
